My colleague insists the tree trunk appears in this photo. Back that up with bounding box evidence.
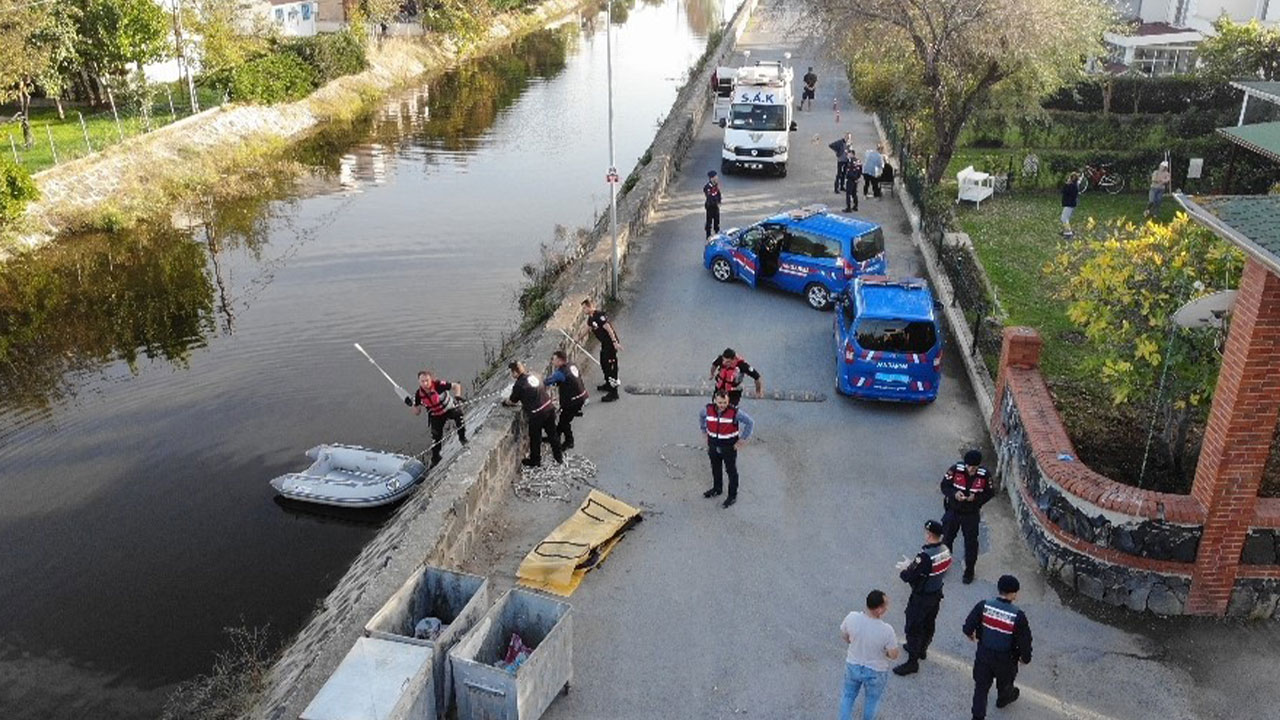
[55,97,65,120]
[1102,79,1112,114]
[18,89,33,149]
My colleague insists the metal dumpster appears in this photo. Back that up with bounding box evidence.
[364,566,489,715]
[300,637,434,720]
[449,589,572,720]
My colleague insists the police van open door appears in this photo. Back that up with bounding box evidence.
[728,227,760,287]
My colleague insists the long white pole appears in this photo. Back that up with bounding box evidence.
[607,0,618,299]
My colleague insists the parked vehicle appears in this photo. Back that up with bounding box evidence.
[833,277,942,402]
[718,58,797,176]
[703,205,886,310]
[1078,163,1126,194]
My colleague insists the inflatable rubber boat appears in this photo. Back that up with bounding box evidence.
[269,444,428,508]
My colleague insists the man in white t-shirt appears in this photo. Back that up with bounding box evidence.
[838,589,900,720]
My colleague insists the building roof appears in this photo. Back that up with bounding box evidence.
[1216,121,1280,164]
[1175,194,1280,277]
[1230,81,1280,106]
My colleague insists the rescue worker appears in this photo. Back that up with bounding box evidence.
[941,449,994,584]
[699,389,754,508]
[502,361,563,467]
[709,348,764,407]
[582,297,621,402]
[546,350,588,450]
[405,370,466,469]
[893,519,951,676]
[963,575,1032,720]
[704,170,722,238]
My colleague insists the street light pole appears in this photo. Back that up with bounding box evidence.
[606,0,619,299]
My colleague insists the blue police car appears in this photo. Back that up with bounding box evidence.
[703,205,886,310]
[833,276,943,402]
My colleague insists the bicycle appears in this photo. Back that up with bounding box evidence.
[1077,163,1126,194]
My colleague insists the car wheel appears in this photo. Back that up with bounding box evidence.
[720,159,732,175]
[777,163,787,178]
[711,257,734,282]
[805,283,831,310]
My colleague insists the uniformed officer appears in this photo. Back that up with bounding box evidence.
[709,348,764,407]
[581,297,621,402]
[893,519,951,676]
[941,449,994,584]
[546,350,588,449]
[502,361,563,467]
[405,370,466,469]
[699,389,754,508]
[963,575,1032,720]
[703,170,722,238]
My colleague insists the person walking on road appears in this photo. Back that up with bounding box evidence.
[710,348,763,406]
[829,133,852,193]
[862,144,885,199]
[893,519,951,676]
[801,66,817,111]
[704,170,722,238]
[845,151,862,213]
[838,589,900,720]
[503,361,563,468]
[1060,172,1080,237]
[700,389,753,508]
[406,371,467,469]
[941,449,993,584]
[582,297,621,402]
[546,350,588,450]
[964,575,1032,720]
[1146,160,1172,217]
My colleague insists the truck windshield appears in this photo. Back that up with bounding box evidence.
[855,318,937,354]
[853,228,885,262]
[729,104,786,131]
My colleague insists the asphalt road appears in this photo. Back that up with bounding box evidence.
[462,4,1277,718]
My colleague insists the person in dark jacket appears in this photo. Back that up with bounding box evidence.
[845,152,862,213]
[829,133,852,193]
[699,389,754,508]
[964,575,1033,719]
[941,449,994,584]
[893,519,951,676]
[1060,172,1080,237]
[710,348,764,406]
[582,297,622,402]
[704,170,722,238]
[546,350,588,449]
[503,361,562,467]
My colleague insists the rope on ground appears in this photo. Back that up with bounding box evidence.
[514,454,598,503]
[658,442,706,479]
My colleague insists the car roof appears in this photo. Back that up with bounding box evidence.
[854,277,935,321]
[764,210,879,239]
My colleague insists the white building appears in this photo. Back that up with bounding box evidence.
[1105,0,1280,75]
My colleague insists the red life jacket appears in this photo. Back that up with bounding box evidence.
[715,359,744,392]
[950,464,989,495]
[705,403,740,440]
[417,383,455,417]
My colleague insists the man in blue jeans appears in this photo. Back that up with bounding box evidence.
[839,590,900,720]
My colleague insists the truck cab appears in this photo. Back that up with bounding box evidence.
[719,60,796,177]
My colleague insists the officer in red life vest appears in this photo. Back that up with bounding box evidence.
[502,361,563,468]
[941,449,994,584]
[893,519,951,676]
[709,348,764,407]
[963,574,1032,720]
[546,350,588,450]
[405,370,466,469]
[699,389,754,508]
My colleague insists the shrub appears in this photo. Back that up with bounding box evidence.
[0,158,39,226]
[1042,77,1242,115]
[230,52,317,104]
[283,30,368,84]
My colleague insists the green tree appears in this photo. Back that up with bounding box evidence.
[73,0,169,80]
[1197,17,1280,81]
[0,156,39,225]
[0,0,78,146]
[815,0,1112,185]
[185,0,269,82]
[1046,213,1245,480]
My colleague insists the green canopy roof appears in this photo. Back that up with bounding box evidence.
[1230,81,1280,105]
[1175,194,1280,277]
[1217,121,1280,164]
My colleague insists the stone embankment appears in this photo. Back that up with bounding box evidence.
[248,1,759,717]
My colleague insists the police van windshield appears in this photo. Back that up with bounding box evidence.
[855,319,938,354]
[853,228,885,262]
[729,104,787,131]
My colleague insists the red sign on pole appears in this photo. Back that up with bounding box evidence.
[606,167,620,184]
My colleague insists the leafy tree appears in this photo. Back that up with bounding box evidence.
[0,156,39,225]
[73,0,169,79]
[184,0,270,81]
[1197,17,1280,82]
[0,0,78,146]
[814,0,1112,185]
[1046,214,1245,480]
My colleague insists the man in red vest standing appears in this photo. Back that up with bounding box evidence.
[699,389,755,508]
[406,370,467,469]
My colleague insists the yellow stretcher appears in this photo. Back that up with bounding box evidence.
[516,489,642,596]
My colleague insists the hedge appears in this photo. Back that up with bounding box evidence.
[230,52,317,104]
[1042,76,1244,115]
[282,30,367,84]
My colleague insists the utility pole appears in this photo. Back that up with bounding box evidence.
[606,0,618,299]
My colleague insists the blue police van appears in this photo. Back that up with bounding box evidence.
[703,205,886,310]
[833,276,943,402]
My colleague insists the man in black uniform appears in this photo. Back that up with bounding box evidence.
[893,519,951,676]
[502,361,562,467]
[800,66,817,111]
[709,348,764,407]
[582,297,621,402]
[941,449,994,584]
[703,170,722,238]
[546,350,588,449]
[963,575,1032,720]
[405,370,466,469]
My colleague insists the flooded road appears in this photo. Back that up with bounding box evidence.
[0,1,737,717]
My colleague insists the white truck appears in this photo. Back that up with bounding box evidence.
[718,58,797,177]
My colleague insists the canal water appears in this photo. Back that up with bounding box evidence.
[0,1,737,717]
